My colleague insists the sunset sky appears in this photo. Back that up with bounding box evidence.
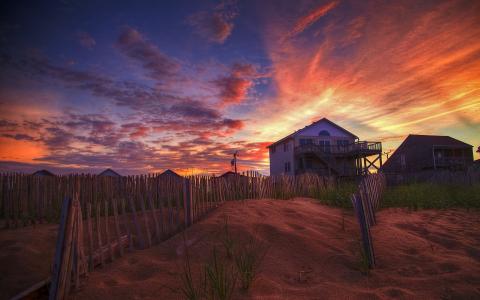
[0,0,479,175]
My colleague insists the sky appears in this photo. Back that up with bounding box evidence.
[0,0,479,175]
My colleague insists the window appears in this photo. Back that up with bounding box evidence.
[300,138,313,146]
[337,140,349,151]
[284,142,289,152]
[284,162,291,173]
[318,130,330,136]
[319,140,331,153]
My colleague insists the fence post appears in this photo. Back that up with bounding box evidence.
[183,178,192,227]
[49,196,78,300]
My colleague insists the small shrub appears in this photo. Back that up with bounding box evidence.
[205,247,237,300]
[220,217,234,259]
[317,182,356,208]
[234,236,268,291]
[180,235,205,300]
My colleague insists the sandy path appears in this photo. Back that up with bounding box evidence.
[70,199,480,299]
[0,223,57,299]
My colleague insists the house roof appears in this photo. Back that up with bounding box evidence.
[399,134,472,148]
[266,118,358,148]
[32,169,56,177]
[159,169,183,178]
[98,168,122,177]
[381,134,472,171]
[219,171,244,178]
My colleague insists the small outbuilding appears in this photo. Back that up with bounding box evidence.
[218,171,246,179]
[159,169,183,178]
[381,134,474,173]
[32,169,56,177]
[98,168,122,177]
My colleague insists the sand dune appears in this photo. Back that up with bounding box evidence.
[72,199,480,299]
[1,199,479,299]
[0,223,57,299]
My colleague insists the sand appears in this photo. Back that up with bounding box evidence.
[1,198,480,299]
[0,223,57,299]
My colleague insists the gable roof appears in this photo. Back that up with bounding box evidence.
[159,169,183,178]
[218,171,245,178]
[267,118,358,148]
[32,169,55,177]
[381,134,472,171]
[399,134,472,148]
[98,168,122,177]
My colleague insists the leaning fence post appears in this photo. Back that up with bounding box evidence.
[49,197,71,300]
[183,178,192,227]
[351,192,376,269]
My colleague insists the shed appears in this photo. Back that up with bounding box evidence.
[98,168,122,177]
[32,169,56,177]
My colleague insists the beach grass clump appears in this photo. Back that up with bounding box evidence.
[220,217,235,259]
[205,247,237,300]
[234,236,268,291]
[316,181,357,208]
[180,236,206,300]
[382,183,480,209]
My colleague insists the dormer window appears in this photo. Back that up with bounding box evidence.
[318,130,330,136]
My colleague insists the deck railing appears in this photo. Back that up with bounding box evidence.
[294,141,381,155]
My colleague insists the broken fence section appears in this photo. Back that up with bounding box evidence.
[351,173,387,269]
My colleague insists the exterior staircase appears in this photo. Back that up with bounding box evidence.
[295,144,341,175]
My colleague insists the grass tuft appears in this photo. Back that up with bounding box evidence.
[316,181,357,208]
[180,234,205,300]
[234,236,268,291]
[205,247,237,300]
[220,217,235,259]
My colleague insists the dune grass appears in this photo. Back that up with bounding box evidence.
[205,247,237,300]
[382,183,480,210]
[234,236,268,291]
[315,181,357,209]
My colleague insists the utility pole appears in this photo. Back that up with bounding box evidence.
[231,151,239,174]
[383,149,393,159]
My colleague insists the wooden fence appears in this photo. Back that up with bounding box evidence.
[0,172,336,228]
[350,173,387,269]
[3,171,379,298]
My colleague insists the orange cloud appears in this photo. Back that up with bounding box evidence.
[0,137,47,163]
[251,0,480,159]
[287,1,339,38]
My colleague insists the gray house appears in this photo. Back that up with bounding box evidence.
[267,118,382,177]
[381,135,474,173]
